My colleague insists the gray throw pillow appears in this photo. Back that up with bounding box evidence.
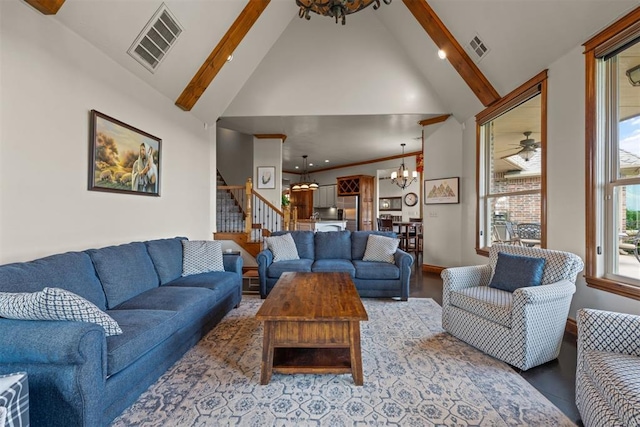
[0,287,122,336]
[182,240,224,276]
[265,233,300,262]
[363,234,399,264]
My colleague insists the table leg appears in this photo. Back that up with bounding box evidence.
[349,321,363,386]
[260,321,274,385]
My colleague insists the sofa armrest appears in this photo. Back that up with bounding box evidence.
[223,254,243,276]
[394,249,413,301]
[0,319,107,426]
[578,308,640,357]
[256,249,273,298]
[513,280,576,305]
[0,319,106,370]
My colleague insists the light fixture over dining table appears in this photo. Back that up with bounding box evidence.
[391,143,418,190]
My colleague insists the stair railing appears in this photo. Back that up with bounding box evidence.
[245,178,297,242]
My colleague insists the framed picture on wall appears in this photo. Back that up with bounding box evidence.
[424,177,459,204]
[88,110,161,196]
[257,166,276,189]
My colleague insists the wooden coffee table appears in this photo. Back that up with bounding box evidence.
[255,272,368,385]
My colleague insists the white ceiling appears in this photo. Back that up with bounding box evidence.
[52,0,639,172]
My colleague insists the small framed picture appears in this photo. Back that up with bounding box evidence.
[89,110,161,196]
[424,177,460,204]
[257,166,276,189]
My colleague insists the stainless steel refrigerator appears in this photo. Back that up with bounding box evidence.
[337,196,359,231]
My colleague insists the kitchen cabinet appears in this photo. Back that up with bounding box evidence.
[313,185,337,208]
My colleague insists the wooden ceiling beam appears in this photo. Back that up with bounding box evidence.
[418,114,450,126]
[175,0,271,111]
[402,0,500,107]
[24,0,65,15]
[254,134,287,142]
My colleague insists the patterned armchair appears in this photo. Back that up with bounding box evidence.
[441,244,584,370]
[576,309,640,427]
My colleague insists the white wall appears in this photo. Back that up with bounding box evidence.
[253,137,283,208]
[224,12,447,117]
[0,2,212,263]
[422,118,464,267]
[216,127,253,186]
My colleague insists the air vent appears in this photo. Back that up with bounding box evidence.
[466,33,490,63]
[128,4,183,73]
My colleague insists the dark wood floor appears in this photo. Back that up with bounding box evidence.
[411,267,583,426]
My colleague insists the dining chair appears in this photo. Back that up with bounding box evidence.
[377,218,393,232]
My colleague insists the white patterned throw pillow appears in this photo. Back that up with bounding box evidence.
[363,234,400,264]
[182,240,224,276]
[265,233,300,262]
[0,287,122,336]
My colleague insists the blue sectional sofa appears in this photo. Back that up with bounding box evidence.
[0,237,242,427]
[257,230,413,300]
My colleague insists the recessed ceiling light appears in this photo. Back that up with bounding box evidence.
[295,166,299,169]
[325,159,330,163]
[437,49,446,59]
[309,163,314,166]
[226,54,233,62]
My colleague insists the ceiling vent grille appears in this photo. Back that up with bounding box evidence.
[466,33,490,63]
[128,4,183,73]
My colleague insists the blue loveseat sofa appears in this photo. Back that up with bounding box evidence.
[257,230,413,300]
[0,237,242,427]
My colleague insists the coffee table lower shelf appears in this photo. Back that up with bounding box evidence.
[272,347,352,375]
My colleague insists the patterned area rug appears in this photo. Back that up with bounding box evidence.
[112,297,574,426]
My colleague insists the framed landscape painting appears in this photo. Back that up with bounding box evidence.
[89,110,161,196]
[257,166,276,189]
[424,177,459,204]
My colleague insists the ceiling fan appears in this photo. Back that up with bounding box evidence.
[499,131,541,162]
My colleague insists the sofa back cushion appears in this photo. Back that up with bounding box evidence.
[315,230,351,260]
[0,251,107,310]
[351,231,397,260]
[272,231,315,259]
[145,237,187,285]
[87,242,159,309]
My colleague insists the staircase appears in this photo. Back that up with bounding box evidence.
[214,173,295,258]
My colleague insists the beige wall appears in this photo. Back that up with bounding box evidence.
[0,2,213,263]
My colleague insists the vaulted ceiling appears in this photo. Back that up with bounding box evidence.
[44,0,639,171]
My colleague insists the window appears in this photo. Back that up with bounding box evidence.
[585,8,640,299]
[475,72,548,254]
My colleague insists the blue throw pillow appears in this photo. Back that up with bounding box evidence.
[489,252,546,292]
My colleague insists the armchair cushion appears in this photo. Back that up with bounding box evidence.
[264,233,299,262]
[583,350,640,426]
[489,252,545,292]
[449,286,513,327]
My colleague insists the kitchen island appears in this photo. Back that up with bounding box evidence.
[296,220,347,232]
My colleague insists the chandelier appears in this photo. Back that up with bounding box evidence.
[390,143,417,190]
[291,155,319,192]
[296,0,392,25]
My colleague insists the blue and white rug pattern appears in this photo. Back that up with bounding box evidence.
[112,297,574,426]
